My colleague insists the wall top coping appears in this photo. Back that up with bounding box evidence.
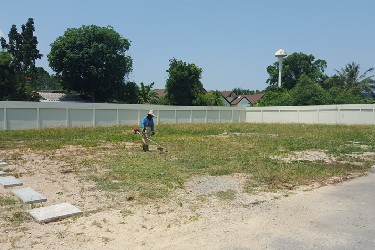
[246,104,375,111]
[0,101,245,111]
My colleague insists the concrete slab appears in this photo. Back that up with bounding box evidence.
[0,161,8,167]
[0,170,6,175]
[11,187,47,204]
[28,203,82,223]
[0,176,23,188]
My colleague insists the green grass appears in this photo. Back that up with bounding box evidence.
[1,123,374,200]
[0,195,17,206]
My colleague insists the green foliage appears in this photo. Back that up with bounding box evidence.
[165,58,203,105]
[0,51,17,100]
[1,18,43,74]
[155,96,171,105]
[122,81,139,104]
[32,67,62,90]
[232,87,263,95]
[327,86,367,104]
[324,62,375,103]
[194,90,225,106]
[256,86,293,106]
[266,52,327,90]
[262,55,375,106]
[289,74,330,105]
[48,25,133,102]
[0,18,42,101]
[138,82,158,104]
[119,81,159,104]
[259,75,348,107]
[334,62,374,88]
[0,195,17,206]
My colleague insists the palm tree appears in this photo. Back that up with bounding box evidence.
[334,62,375,100]
[335,62,374,87]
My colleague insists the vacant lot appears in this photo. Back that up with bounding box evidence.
[0,123,374,249]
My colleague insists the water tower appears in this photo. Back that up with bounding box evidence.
[275,49,287,88]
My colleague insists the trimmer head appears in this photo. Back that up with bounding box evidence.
[132,127,168,152]
[133,127,140,134]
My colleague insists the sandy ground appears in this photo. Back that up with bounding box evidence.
[0,145,373,250]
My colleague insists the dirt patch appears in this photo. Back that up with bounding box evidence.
[271,149,375,166]
[271,150,336,163]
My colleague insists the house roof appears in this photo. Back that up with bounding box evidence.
[229,93,265,106]
[154,89,166,98]
[230,96,251,106]
[37,91,83,102]
[220,91,237,98]
[242,93,264,104]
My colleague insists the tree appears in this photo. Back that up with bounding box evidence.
[194,90,224,106]
[256,86,293,106]
[138,82,158,104]
[334,62,374,88]
[232,87,262,95]
[289,74,330,106]
[48,25,133,102]
[165,58,203,105]
[0,51,17,100]
[1,18,42,74]
[32,67,62,90]
[266,52,327,90]
[0,18,42,101]
[323,62,375,103]
[121,81,139,104]
[327,86,365,104]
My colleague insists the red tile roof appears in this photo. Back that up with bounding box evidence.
[154,89,166,98]
[229,93,265,106]
[230,96,250,105]
[243,93,264,104]
[220,91,237,98]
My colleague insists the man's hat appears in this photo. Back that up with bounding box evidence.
[148,110,157,117]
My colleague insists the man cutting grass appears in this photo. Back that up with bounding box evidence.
[141,110,156,152]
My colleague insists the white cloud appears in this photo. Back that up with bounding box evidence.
[0,28,4,38]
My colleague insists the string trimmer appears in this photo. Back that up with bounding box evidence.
[133,127,167,152]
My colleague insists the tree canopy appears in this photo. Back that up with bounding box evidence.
[194,90,224,106]
[266,52,327,90]
[323,62,375,103]
[138,82,158,104]
[165,58,203,105]
[259,60,375,106]
[0,18,42,101]
[232,87,262,95]
[48,25,132,102]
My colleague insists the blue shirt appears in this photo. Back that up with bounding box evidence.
[141,117,155,132]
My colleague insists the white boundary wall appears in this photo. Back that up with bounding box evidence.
[2,102,375,130]
[0,102,246,130]
[246,104,375,125]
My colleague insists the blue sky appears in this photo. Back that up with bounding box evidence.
[0,0,374,91]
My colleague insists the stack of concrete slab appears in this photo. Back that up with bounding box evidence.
[0,160,82,223]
